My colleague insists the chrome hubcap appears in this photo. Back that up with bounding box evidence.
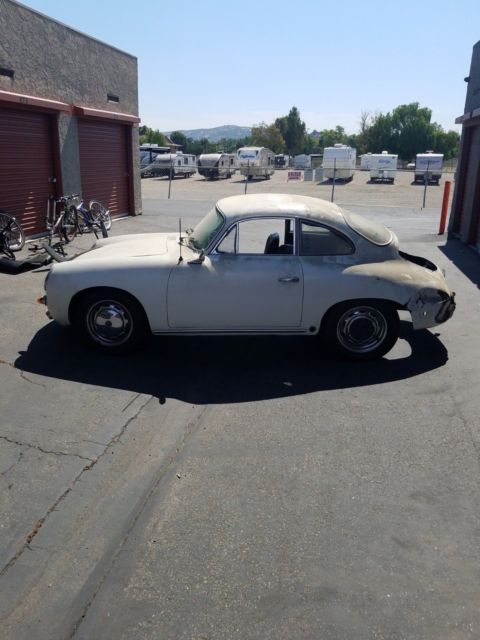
[337,306,387,353]
[86,300,133,346]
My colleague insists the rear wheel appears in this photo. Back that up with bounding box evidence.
[322,300,399,360]
[73,289,150,354]
[0,211,25,251]
[61,205,78,242]
[89,200,111,231]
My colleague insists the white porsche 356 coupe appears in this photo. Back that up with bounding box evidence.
[40,194,455,360]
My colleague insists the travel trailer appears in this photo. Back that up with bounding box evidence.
[274,154,289,168]
[294,154,311,169]
[237,147,275,180]
[360,153,372,171]
[369,151,398,183]
[414,152,444,184]
[197,153,237,179]
[139,145,170,178]
[322,144,356,181]
[146,153,197,179]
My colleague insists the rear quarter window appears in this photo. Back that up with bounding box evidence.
[300,220,354,256]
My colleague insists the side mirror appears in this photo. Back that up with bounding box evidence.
[188,250,205,265]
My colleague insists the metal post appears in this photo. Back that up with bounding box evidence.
[438,181,452,235]
[168,157,173,199]
[331,158,336,203]
[244,160,249,194]
[422,159,430,209]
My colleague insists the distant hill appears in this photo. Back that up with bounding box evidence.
[167,125,251,142]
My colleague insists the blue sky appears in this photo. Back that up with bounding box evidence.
[18,0,480,133]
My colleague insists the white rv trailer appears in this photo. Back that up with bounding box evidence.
[294,154,311,169]
[139,145,171,178]
[360,153,372,171]
[322,144,356,181]
[369,151,398,183]
[237,146,275,180]
[197,153,237,179]
[414,152,444,185]
[146,153,197,179]
[274,154,289,168]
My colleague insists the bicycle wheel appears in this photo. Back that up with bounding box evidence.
[89,200,111,231]
[0,211,25,252]
[61,205,78,242]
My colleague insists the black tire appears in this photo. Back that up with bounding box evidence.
[89,200,112,231]
[61,205,78,242]
[73,289,150,354]
[0,211,25,252]
[322,300,399,360]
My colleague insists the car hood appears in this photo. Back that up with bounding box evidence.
[74,233,182,262]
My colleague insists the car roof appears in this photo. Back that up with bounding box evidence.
[216,193,346,225]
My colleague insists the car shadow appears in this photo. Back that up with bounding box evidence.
[440,236,480,289]
[15,321,448,405]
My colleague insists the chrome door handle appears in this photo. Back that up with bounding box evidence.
[278,276,300,283]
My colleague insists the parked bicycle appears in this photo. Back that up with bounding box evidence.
[75,197,111,237]
[0,211,62,271]
[0,210,26,260]
[46,195,78,244]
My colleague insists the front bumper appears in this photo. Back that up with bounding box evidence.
[435,293,456,324]
[409,290,456,330]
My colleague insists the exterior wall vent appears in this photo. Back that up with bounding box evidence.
[0,67,14,78]
[107,93,119,103]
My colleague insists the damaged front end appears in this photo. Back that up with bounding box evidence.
[408,288,456,329]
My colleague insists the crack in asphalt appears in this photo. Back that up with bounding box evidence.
[0,395,154,578]
[0,358,47,388]
[19,371,47,388]
[121,392,142,413]
[0,435,94,463]
[0,451,24,478]
[68,404,208,639]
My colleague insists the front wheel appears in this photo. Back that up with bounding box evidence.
[0,211,25,251]
[322,301,399,360]
[89,200,111,231]
[73,289,150,354]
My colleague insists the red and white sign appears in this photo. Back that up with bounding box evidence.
[287,170,303,182]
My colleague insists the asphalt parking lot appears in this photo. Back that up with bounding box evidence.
[1,170,480,639]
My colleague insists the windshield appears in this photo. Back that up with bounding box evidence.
[238,150,258,159]
[342,209,393,246]
[189,207,225,250]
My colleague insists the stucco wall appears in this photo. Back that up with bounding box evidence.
[0,0,141,216]
[449,41,480,245]
[465,41,480,113]
[0,0,138,114]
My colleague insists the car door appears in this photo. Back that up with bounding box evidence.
[167,217,303,330]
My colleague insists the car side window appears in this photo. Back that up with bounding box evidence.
[300,221,354,256]
[236,218,294,255]
[216,225,237,254]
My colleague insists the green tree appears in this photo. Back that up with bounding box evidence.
[251,122,285,152]
[170,130,188,151]
[139,127,166,146]
[275,106,306,155]
[432,126,460,160]
[389,103,434,160]
[361,103,458,160]
[363,112,395,155]
[316,126,349,149]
